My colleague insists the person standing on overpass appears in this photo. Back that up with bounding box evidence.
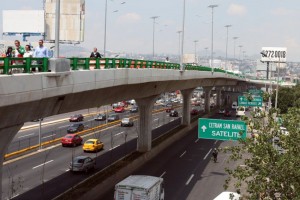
[90,47,102,58]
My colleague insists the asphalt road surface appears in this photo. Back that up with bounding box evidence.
[100,112,239,200]
[3,105,188,200]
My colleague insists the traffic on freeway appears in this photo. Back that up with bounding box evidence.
[3,94,207,200]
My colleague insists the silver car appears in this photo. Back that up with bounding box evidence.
[69,156,96,173]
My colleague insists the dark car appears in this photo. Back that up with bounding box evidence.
[67,123,84,133]
[107,114,120,122]
[69,114,84,122]
[190,108,200,115]
[69,156,96,173]
[61,134,83,147]
[94,113,106,121]
[121,118,134,127]
[224,110,232,117]
[169,110,179,117]
[130,106,138,113]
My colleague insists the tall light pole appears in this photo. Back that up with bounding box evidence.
[54,0,60,58]
[151,16,159,59]
[205,47,208,60]
[275,59,280,109]
[180,0,186,71]
[224,25,232,71]
[177,30,182,61]
[208,4,218,73]
[238,45,243,60]
[193,40,198,64]
[104,0,108,57]
[233,36,239,60]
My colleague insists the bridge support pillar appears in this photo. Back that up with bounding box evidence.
[203,87,213,113]
[181,88,195,126]
[216,87,223,107]
[136,95,158,152]
[0,124,23,200]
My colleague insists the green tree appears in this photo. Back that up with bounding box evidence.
[271,87,294,113]
[223,108,300,199]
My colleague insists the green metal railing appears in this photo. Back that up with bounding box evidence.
[68,57,181,70]
[0,57,48,74]
[0,57,247,80]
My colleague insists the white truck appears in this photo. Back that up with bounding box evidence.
[114,175,165,200]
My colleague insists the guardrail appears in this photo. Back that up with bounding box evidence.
[0,57,48,74]
[0,56,271,81]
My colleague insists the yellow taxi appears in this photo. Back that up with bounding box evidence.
[83,139,104,152]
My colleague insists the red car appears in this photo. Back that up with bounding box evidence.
[61,134,83,147]
[114,106,125,113]
[69,114,84,122]
[166,107,174,113]
[224,110,232,117]
[190,108,199,115]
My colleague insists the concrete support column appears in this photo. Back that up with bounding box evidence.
[135,95,158,152]
[0,124,23,200]
[203,86,213,113]
[180,88,195,126]
[216,87,222,107]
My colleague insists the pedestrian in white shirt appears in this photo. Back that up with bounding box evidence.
[24,45,33,58]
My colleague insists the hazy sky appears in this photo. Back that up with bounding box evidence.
[1,0,300,61]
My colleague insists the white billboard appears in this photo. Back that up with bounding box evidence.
[3,10,45,34]
[261,47,287,63]
[44,0,85,42]
[183,54,196,64]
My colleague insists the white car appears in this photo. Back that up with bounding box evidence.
[232,101,238,109]
[236,106,245,117]
[280,127,289,135]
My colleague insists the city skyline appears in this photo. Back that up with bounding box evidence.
[1,0,300,61]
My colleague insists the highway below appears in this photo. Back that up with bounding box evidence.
[99,112,239,200]
[3,104,191,200]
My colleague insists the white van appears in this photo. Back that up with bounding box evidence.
[114,175,165,200]
[232,101,238,109]
[214,191,241,200]
[236,106,246,117]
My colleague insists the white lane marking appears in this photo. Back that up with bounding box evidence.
[18,133,35,139]
[42,134,56,139]
[214,140,217,144]
[185,174,194,185]
[109,145,120,150]
[66,169,70,172]
[160,171,166,177]
[114,131,124,137]
[153,118,159,121]
[194,138,199,143]
[58,125,69,129]
[203,148,212,160]
[32,160,54,169]
[180,151,186,158]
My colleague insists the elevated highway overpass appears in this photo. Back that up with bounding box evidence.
[0,57,295,199]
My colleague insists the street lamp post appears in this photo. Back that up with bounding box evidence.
[275,59,280,109]
[180,0,187,71]
[193,40,198,64]
[224,25,232,71]
[54,0,60,58]
[39,118,44,150]
[177,30,182,61]
[233,36,239,60]
[104,0,108,57]
[208,4,218,73]
[151,16,159,59]
[238,45,243,72]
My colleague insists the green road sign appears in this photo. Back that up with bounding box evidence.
[248,89,263,96]
[238,96,263,107]
[198,118,247,141]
